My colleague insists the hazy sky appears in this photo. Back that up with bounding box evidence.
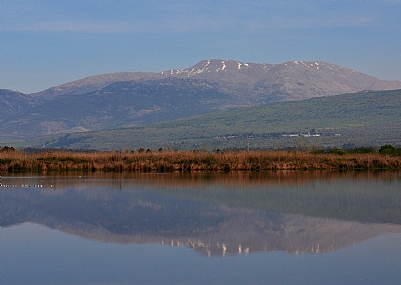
[2,1,401,93]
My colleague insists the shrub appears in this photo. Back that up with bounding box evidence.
[329,148,347,155]
[353,146,375,154]
[379,144,400,156]
[0,146,16,152]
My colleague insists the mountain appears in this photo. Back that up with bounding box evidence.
[2,59,401,138]
[1,78,230,136]
[163,59,401,102]
[20,89,401,150]
[30,59,401,103]
[0,89,38,119]
[31,71,162,100]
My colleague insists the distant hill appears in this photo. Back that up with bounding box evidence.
[31,71,162,100]
[19,89,401,150]
[0,79,230,136]
[1,59,401,138]
[0,89,37,119]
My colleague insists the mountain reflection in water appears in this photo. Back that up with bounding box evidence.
[1,171,401,256]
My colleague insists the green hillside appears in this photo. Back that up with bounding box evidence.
[17,89,401,150]
[1,79,231,136]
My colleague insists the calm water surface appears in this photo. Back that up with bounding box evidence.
[1,171,401,285]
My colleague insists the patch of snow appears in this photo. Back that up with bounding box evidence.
[221,60,226,71]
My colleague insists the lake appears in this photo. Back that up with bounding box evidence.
[1,171,401,285]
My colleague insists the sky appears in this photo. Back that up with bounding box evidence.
[1,0,401,94]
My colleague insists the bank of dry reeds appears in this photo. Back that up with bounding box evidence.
[1,149,400,172]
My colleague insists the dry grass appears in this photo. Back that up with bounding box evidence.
[0,149,400,172]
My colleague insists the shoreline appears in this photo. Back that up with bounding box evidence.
[1,149,400,172]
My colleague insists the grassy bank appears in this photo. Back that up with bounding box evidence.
[1,148,401,172]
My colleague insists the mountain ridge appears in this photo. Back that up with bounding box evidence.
[19,59,401,100]
[1,59,401,139]
[17,89,401,150]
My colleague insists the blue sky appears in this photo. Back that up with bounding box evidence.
[2,1,401,93]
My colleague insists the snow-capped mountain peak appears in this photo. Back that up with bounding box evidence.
[163,59,258,76]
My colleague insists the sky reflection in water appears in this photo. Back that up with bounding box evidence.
[1,171,401,284]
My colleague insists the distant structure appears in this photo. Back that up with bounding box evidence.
[282,129,321,138]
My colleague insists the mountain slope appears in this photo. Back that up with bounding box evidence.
[1,78,230,136]
[163,59,401,102]
[21,89,401,150]
[0,89,37,120]
[31,71,162,100]
[15,59,401,103]
[2,59,401,138]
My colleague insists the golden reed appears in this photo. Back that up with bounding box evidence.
[1,149,400,172]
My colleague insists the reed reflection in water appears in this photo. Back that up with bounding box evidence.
[2,171,401,284]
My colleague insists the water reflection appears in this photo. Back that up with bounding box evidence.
[1,171,401,257]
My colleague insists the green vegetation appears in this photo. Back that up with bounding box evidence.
[380,144,401,156]
[15,89,400,151]
[0,79,231,137]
